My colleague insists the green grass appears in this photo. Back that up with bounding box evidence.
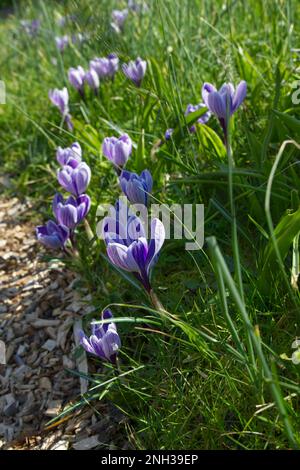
[1,0,300,450]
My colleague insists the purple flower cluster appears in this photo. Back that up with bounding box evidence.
[184,102,211,133]
[90,54,119,79]
[36,142,91,251]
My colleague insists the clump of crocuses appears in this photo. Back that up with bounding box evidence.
[49,87,73,131]
[36,142,91,252]
[79,309,121,364]
[202,81,247,139]
[119,169,153,206]
[103,204,165,292]
[122,57,147,87]
[102,134,133,173]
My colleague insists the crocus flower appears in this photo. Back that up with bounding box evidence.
[104,212,165,292]
[55,35,69,52]
[119,169,153,206]
[52,193,91,229]
[102,134,132,170]
[57,162,91,196]
[56,142,82,168]
[90,54,119,79]
[84,68,100,93]
[201,81,247,136]
[184,103,211,133]
[49,87,73,131]
[21,19,40,36]
[122,57,147,87]
[112,9,128,29]
[68,66,85,96]
[36,220,69,250]
[165,128,174,140]
[78,309,121,364]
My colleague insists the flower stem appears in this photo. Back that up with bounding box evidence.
[149,289,166,314]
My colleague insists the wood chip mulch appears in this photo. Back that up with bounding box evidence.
[0,197,129,450]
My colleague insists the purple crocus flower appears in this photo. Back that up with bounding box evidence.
[184,103,211,133]
[104,213,165,292]
[68,66,85,96]
[90,54,119,79]
[56,142,82,168]
[55,35,70,52]
[165,128,174,140]
[84,68,100,92]
[57,162,91,196]
[112,9,128,29]
[201,81,247,136]
[36,220,69,250]
[102,134,132,170]
[52,193,91,229]
[21,19,40,37]
[122,57,147,87]
[49,87,73,131]
[119,169,153,206]
[79,309,121,364]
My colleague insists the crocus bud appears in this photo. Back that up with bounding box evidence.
[68,66,85,95]
[49,87,73,130]
[112,9,128,29]
[56,142,82,168]
[102,134,132,169]
[165,128,174,140]
[201,81,247,136]
[55,35,69,52]
[122,57,147,87]
[36,220,69,250]
[184,103,211,133]
[119,169,153,206]
[84,68,100,92]
[78,309,121,363]
[57,162,91,196]
[52,193,91,229]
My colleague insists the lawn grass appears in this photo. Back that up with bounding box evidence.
[1,0,300,450]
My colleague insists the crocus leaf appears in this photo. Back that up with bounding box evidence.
[258,206,300,293]
[273,110,300,134]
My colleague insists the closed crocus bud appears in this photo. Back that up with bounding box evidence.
[68,66,85,95]
[49,87,69,116]
[78,309,121,364]
[184,102,211,133]
[201,80,247,136]
[52,193,91,229]
[84,68,100,92]
[56,142,82,168]
[107,54,119,77]
[122,57,147,87]
[57,162,91,196]
[119,169,153,206]
[49,87,73,130]
[36,220,69,250]
[55,35,69,52]
[112,9,128,28]
[102,134,132,169]
[165,128,174,140]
